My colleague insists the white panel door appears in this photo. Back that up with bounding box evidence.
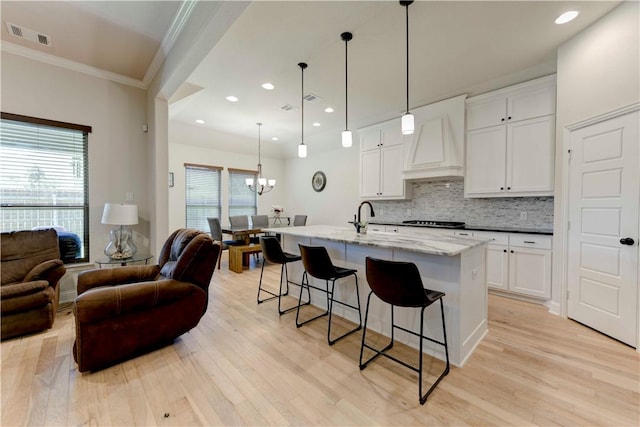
[380,145,404,197]
[568,109,639,347]
[486,245,509,291]
[507,116,555,195]
[464,126,506,196]
[360,149,380,197]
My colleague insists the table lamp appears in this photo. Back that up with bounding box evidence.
[101,203,138,259]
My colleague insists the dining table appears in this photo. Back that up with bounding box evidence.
[221,226,263,245]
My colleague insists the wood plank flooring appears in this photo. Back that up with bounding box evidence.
[2,253,639,426]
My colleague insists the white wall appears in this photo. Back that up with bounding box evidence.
[551,2,640,314]
[168,122,285,230]
[283,142,360,227]
[1,52,150,301]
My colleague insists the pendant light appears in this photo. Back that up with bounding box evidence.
[400,0,414,135]
[341,32,353,148]
[298,62,308,158]
[246,122,275,195]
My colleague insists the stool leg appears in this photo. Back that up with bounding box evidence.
[327,274,363,345]
[257,258,275,304]
[296,271,325,327]
[359,293,394,369]
[277,262,302,315]
[418,298,450,405]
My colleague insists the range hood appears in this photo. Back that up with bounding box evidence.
[402,94,466,181]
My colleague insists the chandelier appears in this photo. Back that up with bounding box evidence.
[246,122,275,195]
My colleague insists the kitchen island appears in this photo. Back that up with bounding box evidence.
[262,225,489,366]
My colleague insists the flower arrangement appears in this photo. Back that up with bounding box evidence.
[271,205,284,217]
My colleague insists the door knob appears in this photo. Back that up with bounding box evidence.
[620,237,635,245]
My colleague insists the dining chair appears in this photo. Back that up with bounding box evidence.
[229,215,249,228]
[293,215,307,226]
[208,217,243,269]
[360,256,449,405]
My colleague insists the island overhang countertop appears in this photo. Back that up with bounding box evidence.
[263,225,489,256]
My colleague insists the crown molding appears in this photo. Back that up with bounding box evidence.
[143,0,197,87]
[1,41,146,89]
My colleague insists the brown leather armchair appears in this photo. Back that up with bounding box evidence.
[73,229,221,372]
[1,229,66,340]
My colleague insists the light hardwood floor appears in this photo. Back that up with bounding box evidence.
[2,253,639,426]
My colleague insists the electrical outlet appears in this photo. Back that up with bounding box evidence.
[407,208,412,216]
[126,192,134,201]
[520,211,527,220]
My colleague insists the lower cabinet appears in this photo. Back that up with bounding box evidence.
[475,231,552,299]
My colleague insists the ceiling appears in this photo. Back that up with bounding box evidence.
[1,1,622,158]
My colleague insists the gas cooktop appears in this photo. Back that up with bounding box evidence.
[402,220,466,229]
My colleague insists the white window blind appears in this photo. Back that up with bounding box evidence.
[185,164,221,231]
[229,169,257,218]
[0,113,91,263]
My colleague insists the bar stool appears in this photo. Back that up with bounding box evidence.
[359,257,450,405]
[257,236,307,314]
[296,243,362,345]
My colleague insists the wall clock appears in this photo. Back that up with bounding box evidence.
[312,171,326,192]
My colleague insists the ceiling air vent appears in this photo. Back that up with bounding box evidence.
[281,104,298,112]
[5,22,52,47]
[303,93,321,102]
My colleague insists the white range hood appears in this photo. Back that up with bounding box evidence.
[402,94,467,181]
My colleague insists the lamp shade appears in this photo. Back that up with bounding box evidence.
[101,203,138,225]
[342,130,353,147]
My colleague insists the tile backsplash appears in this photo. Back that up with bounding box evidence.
[371,180,554,230]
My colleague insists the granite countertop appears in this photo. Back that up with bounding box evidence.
[262,225,489,257]
[369,221,553,235]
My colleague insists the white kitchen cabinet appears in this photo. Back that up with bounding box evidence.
[475,231,552,299]
[359,120,409,199]
[465,75,556,198]
[466,75,556,131]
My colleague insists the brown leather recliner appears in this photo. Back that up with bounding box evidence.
[1,229,67,340]
[73,228,221,372]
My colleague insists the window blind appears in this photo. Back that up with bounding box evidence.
[0,113,90,263]
[185,164,221,232]
[228,169,257,218]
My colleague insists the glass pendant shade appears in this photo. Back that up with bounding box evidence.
[298,143,307,158]
[258,177,267,186]
[268,179,276,186]
[246,178,254,186]
[402,113,415,135]
[342,130,353,147]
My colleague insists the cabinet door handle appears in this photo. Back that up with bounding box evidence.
[524,240,536,244]
[500,187,504,190]
[501,118,505,122]
[507,187,511,190]
[510,250,514,253]
[620,237,635,246]
[508,116,512,120]
[503,249,507,253]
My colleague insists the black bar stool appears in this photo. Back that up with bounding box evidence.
[296,244,362,345]
[257,236,307,315]
[359,257,450,405]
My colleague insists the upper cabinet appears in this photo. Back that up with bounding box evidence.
[464,75,556,198]
[403,94,467,180]
[359,120,410,199]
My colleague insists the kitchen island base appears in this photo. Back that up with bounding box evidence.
[276,230,487,367]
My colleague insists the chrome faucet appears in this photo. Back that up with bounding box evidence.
[353,201,375,233]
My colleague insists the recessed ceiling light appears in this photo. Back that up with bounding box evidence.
[324,107,334,113]
[313,122,321,127]
[226,95,239,102]
[195,119,205,124]
[262,83,275,90]
[271,137,279,141]
[555,11,579,24]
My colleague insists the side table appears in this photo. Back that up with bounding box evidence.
[95,254,153,268]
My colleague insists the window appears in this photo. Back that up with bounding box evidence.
[228,168,257,218]
[0,112,91,263]
[185,163,222,231]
